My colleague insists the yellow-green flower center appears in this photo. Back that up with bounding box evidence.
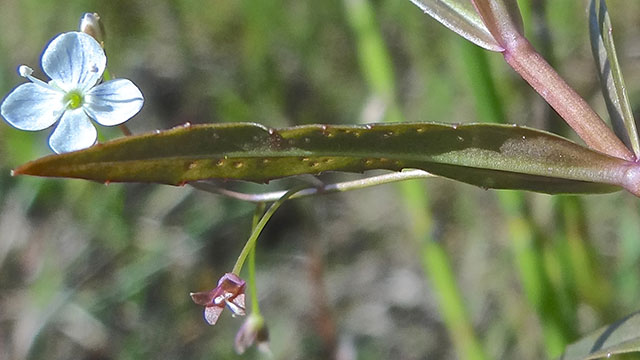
[64,90,84,109]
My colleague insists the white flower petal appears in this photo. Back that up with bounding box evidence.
[84,79,144,126]
[41,32,106,91]
[1,83,64,131]
[49,109,97,153]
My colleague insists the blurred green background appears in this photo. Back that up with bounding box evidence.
[1,0,640,359]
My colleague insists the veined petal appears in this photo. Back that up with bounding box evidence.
[1,82,64,131]
[49,109,97,153]
[84,79,144,126]
[41,32,106,92]
[226,294,246,316]
[190,291,215,306]
[204,306,224,325]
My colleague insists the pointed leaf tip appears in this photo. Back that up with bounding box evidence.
[409,0,504,52]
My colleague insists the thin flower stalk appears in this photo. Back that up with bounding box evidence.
[248,203,266,315]
[231,185,307,275]
[233,203,271,355]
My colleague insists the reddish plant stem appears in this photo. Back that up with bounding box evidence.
[503,36,633,161]
[472,0,633,161]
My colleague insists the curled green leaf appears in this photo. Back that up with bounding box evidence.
[13,122,640,195]
[409,0,503,52]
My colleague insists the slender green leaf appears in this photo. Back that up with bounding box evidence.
[12,122,634,194]
[559,311,640,360]
[408,0,503,52]
[589,0,640,157]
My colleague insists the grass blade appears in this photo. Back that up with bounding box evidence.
[588,0,640,157]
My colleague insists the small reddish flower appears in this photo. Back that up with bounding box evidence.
[190,272,246,325]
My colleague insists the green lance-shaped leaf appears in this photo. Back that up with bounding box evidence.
[12,122,640,195]
[559,311,640,360]
[408,0,503,52]
[589,0,640,157]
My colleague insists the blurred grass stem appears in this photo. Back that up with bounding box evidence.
[460,39,572,357]
[344,0,489,359]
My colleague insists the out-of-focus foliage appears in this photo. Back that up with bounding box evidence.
[1,0,640,359]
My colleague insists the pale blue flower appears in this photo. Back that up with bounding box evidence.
[0,31,144,153]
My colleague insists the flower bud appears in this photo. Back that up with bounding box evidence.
[234,313,271,355]
[79,13,105,47]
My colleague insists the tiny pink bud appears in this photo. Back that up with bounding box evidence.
[234,313,271,355]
